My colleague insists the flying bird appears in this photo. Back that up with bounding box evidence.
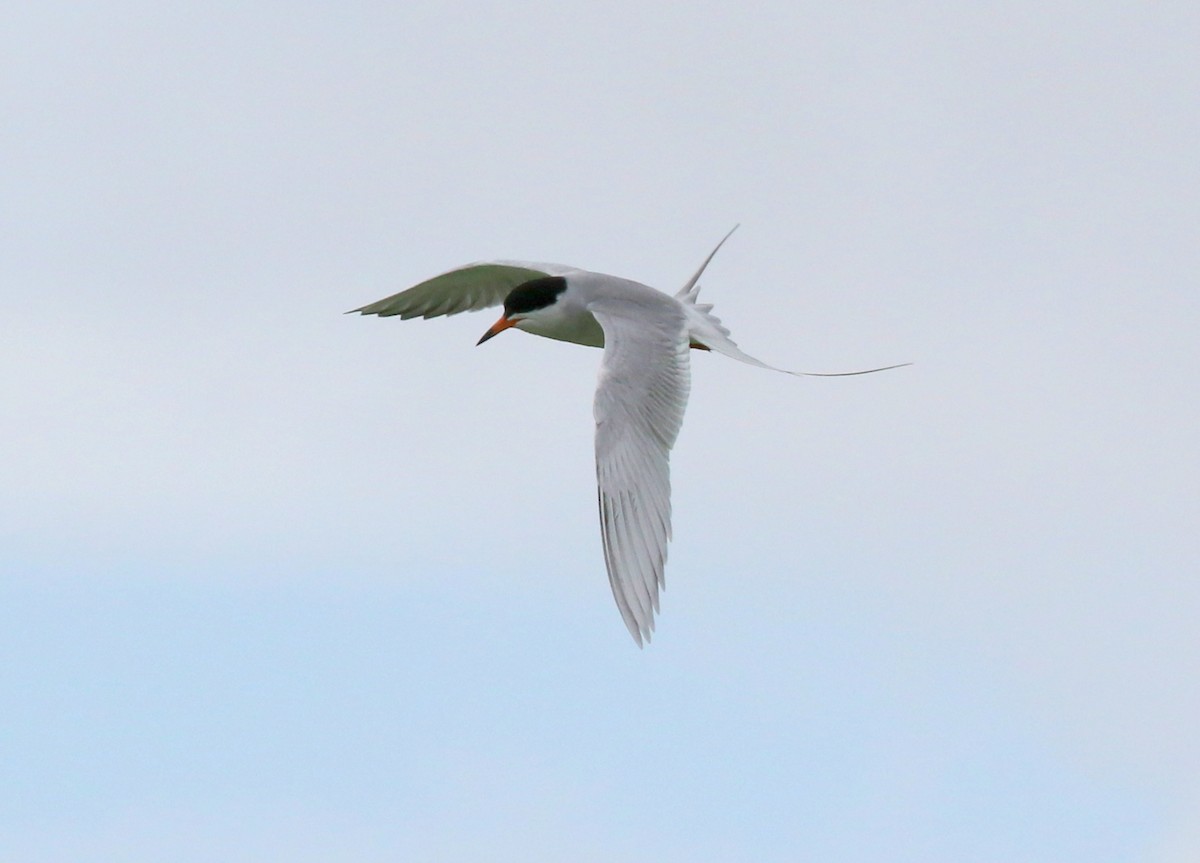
[351,229,906,646]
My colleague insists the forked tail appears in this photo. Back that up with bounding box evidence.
[677,227,911,378]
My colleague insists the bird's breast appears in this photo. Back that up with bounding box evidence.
[519,306,606,348]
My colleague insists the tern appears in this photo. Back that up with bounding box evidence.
[352,229,906,646]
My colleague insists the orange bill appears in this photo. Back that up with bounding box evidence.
[476,315,517,346]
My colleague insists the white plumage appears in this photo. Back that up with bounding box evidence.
[352,229,906,645]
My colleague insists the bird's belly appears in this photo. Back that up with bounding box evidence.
[522,312,606,348]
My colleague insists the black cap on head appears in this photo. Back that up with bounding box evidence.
[504,276,567,317]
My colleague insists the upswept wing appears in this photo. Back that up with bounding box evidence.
[590,298,692,646]
[349,261,575,319]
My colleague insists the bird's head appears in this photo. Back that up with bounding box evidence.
[477,276,568,345]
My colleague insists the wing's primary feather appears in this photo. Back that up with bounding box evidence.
[590,295,692,646]
[349,261,574,319]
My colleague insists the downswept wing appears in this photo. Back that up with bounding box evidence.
[350,261,576,319]
[590,298,692,646]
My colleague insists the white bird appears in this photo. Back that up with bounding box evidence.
[351,229,906,646]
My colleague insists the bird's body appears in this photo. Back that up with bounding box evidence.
[352,230,905,645]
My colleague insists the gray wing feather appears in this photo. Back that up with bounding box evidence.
[591,298,691,646]
[350,261,573,319]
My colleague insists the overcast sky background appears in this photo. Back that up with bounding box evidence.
[3,2,1198,860]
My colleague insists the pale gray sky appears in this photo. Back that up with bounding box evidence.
[3,2,1198,860]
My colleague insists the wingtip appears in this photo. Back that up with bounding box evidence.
[632,616,656,648]
[623,617,646,648]
[618,607,651,648]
